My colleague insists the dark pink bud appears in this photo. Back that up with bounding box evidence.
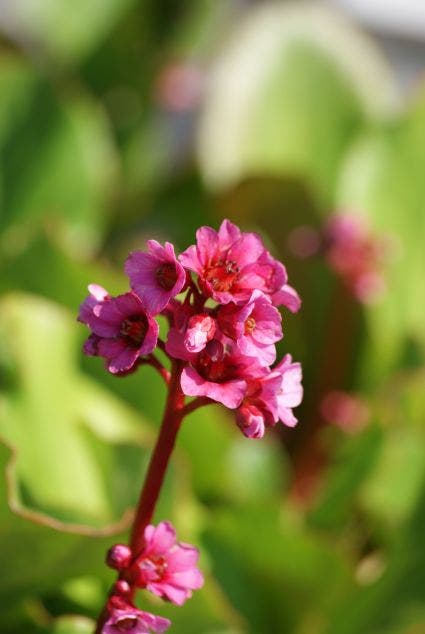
[106,544,132,570]
[114,580,131,596]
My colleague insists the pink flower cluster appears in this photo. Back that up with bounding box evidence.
[104,522,203,633]
[79,219,303,439]
[324,214,389,304]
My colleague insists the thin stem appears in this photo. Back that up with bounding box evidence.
[180,396,213,418]
[156,338,167,353]
[95,361,186,632]
[129,360,185,556]
[145,354,171,384]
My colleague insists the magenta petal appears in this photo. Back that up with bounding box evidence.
[108,346,139,374]
[139,317,159,356]
[217,218,241,247]
[179,244,200,272]
[273,284,302,312]
[279,363,303,408]
[166,545,199,572]
[228,233,264,269]
[194,226,219,267]
[159,582,190,606]
[88,318,119,338]
[171,568,204,590]
[181,367,246,409]
[83,334,100,356]
[144,521,176,555]
[115,292,143,315]
[95,301,124,325]
[166,328,196,361]
[237,338,276,366]
[278,407,298,427]
[87,283,109,301]
[236,406,266,439]
[98,338,126,358]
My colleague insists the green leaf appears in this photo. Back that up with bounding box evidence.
[0,63,118,257]
[1,0,138,65]
[0,292,153,527]
[50,615,95,634]
[197,2,397,205]
[336,92,425,384]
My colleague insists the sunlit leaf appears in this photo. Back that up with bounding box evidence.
[0,0,138,65]
[198,2,397,204]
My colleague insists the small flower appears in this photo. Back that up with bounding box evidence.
[132,521,203,606]
[103,605,170,634]
[272,354,303,428]
[236,371,281,439]
[236,355,303,438]
[179,219,300,310]
[78,287,159,374]
[217,289,281,365]
[180,339,250,409]
[126,241,187,315]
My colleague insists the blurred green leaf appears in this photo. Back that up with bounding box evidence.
[360,370,425,526]
[205,504,350,633]
[198,2,397,205]
[49,615,95,634]
[309,425,383,530]
[0,64,118,257]
[0,292,152,527]
[0,0,138,65]
[337,92,425,384]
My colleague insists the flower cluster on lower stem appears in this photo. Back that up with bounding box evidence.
[104,522,202,633]
[78,219,303,630]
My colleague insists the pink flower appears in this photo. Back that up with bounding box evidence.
[165,303,216,359]
[253,250,302,312]
[125,241,187,315]
[103,606,170,634]
[235,371,281,439]
[236,355,303,437]
[273,354,303,427]
[133,521,203,606]
[324,214,387,303]
[179,219,300,311]
[78,287,159,374]
[180,339,252,409]
[217,289,281,365]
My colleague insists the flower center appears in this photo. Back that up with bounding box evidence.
[204,259,239,293]
[116,616,138,632]
[156,263,178,291]
[139,555,168,581]
[197,347,237,383]
[244,316,256,334]
[120,315,148,346]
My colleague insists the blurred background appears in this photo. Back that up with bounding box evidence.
[0,1,424,632]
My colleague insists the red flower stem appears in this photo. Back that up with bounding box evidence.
[129,360,185,556]
[180,396,213,418]
[145,354,171,384]
[95,360,187,633]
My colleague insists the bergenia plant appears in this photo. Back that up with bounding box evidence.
[78,220,303,633]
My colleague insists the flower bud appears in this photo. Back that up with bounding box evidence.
[106,544,132,570]
[113,580,131,596]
